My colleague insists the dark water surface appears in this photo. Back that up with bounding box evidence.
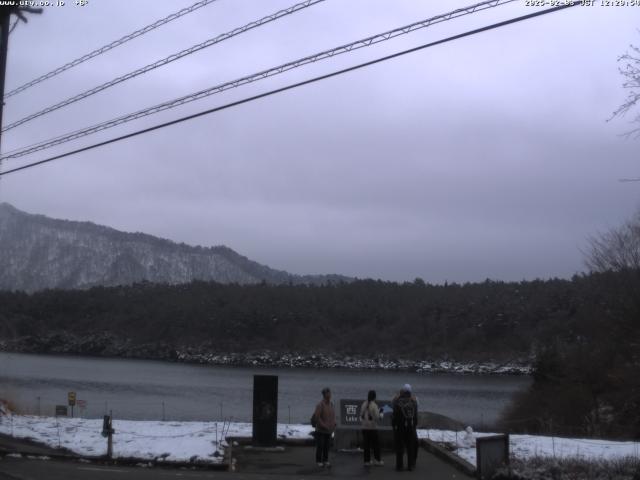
[0,352,530,426]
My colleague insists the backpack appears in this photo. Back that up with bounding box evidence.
[361,401,373,421]
[397,397,416,428]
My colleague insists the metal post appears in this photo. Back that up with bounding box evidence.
[107,429,113,458]
[107,410,113,459]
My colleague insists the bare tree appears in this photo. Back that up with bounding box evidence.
[611,41,640,138]
[585,211,640,273]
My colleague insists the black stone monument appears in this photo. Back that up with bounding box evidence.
[252,374,278,446]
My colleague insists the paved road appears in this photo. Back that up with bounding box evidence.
[234,444,472,479]
[0,445,473,479]
[0,457,230,480]
[0,433,73,457]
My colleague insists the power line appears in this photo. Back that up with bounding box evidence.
[0,5,42,158]
[1,0,519,160]
[0,3,580,178]
[2,0,326,133]
[3,0,219,100]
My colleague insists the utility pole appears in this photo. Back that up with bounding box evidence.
[0,4,42,153]
[0,9,11,152]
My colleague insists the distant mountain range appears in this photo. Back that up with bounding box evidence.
[0,203,351,292]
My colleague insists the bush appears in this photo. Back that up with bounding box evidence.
[494,456,640,480]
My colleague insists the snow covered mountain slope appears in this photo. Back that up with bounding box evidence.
[0,203,349,292]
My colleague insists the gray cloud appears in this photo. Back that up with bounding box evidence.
[1,0,638,282]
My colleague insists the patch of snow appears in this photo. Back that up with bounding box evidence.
[419,429,640,466]
[1,414,638,466]
[0,414,315,464]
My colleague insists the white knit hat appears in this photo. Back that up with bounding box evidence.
[402,383,412,393]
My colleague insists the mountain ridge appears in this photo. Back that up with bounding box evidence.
[0,202,351,292]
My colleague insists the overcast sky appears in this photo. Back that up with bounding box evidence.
[0,0,638,283]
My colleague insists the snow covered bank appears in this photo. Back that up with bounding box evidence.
[176,350,533,375]
[1,412,638,466]
[419,429,640,467]
[1,337,532,375]
[0,413,313,463]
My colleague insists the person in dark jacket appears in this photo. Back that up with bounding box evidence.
[392,383,418,471]
[360,390,384,466]
[313,387,336,467]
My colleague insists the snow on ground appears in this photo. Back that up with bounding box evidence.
[0,413,313,463]
[1,411,639,466]
[418,429,640,466]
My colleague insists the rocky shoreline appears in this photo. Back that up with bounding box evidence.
[0,333,533,376]
[175,350,532,375]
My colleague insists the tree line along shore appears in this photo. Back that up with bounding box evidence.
[1,265,638,439]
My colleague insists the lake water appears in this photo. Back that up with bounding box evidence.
[0,352,530,427]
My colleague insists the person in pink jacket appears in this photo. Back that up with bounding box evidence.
[313,387,336,467]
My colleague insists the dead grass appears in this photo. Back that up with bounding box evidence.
[0,394,22,415]
[493,455,640,480]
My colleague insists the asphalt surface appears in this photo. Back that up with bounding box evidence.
[0,433,73,457]
[0,457,219,480]
[0,429,473,479]
[0,445,473,479]
[234,444,472,479]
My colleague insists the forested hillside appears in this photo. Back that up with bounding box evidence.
[0,274,622,360]
[2,271,638,437]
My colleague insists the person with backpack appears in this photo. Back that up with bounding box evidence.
[312,387,336,467]
[392,383,418,471]
[360,390,384,467]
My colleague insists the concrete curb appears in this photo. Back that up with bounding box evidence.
[0,432,75,456]
[0,447,72,461]
[420,439,477,477]
[226,435,315,447]
[224,436,315,473]
[0,447,229,470]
